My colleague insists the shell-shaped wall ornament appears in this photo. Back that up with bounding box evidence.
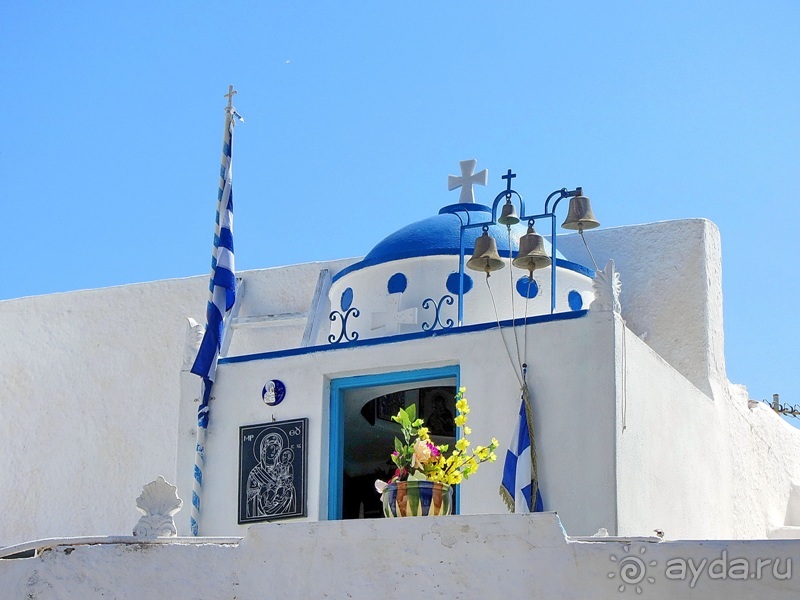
[181,317,206,371]
[590,260,622,314]
[133,476,183,538]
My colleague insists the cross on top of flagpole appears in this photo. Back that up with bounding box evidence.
[224,85,237,111]
[224,85,237,106]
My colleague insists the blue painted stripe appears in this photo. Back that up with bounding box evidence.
[194,465,203,485]
[192,492,200,509]
[221,310,589,365]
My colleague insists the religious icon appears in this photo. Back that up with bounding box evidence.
[239,419,307,523]
[261,379,286,406]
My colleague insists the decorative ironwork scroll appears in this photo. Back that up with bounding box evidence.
[421,295,455,331]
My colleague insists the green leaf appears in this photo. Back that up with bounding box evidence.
[400,412,411,429]
[406,404,416,422]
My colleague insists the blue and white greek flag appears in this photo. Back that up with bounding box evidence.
[500,385,544,513]
[190,116,237,384]
[189,104,240,536]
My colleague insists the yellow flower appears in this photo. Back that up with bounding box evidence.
[454,415,467,427]
[455,438,470,451]
[464,426,472,435]
[417,426,430,440]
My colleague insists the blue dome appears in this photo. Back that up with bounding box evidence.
[332,202,584,283]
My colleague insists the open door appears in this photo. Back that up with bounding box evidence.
[328,366,459,519]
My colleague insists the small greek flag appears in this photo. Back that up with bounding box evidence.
[190,117,237,384]
[500,384,544,513]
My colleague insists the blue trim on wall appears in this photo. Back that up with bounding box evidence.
[328,365,461,520]
[556,258,595,278]
[219,310,590,365]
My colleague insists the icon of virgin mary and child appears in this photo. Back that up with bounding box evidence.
[246,430,296,518]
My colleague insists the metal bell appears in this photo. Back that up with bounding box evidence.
[512,224,551,275]
[561,189,600,232]
[467,230,505,274]
[497,198,520,226]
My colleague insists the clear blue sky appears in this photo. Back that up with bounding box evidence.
[2,2,797,410]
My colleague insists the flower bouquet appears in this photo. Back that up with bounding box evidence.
[375,387,498,517]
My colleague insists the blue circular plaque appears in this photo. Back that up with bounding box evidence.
[262,379,286,406]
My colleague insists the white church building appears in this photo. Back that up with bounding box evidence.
[2,156,800,598]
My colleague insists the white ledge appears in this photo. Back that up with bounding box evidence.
[0,535,242,560]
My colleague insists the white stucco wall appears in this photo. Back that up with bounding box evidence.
[2,513,798,599]
[0,259,351,547]
[179,310,619,537]
[558,219,725,399]
[3,218,800,553]
[615,322,733,539]
[0,278,206,547]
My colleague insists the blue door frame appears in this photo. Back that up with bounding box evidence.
[327,365,460,520]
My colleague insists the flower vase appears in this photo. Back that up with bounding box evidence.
[382,480,453,517]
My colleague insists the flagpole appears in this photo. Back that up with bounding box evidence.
[190,85,239,536]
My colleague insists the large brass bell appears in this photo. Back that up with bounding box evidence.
[497,198,520,226]
[512,223,552,276]
[467,230,505,275]
[561,188,600,232]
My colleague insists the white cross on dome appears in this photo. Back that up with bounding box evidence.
[447,159,488,203]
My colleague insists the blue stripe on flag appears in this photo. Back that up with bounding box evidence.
[218,228,234,251]
[500,391,544,513]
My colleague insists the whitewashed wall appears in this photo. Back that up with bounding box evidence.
[616,323,733,538]
[2,218,800,551]
[2,514,798,599]
[178,310,618,537]
[559,219,725,399]
[0,260,351,547]
[0,278,205,547]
